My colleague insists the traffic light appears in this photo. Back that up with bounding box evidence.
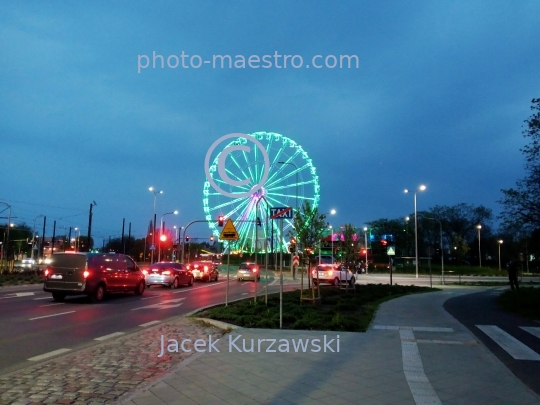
[186,235,190,242]
[256,217,261,227]
[218,215,224,227]
[210,235,214,242]
[160,234,167,242]
[289,244,296,253]
[381,239,388,246]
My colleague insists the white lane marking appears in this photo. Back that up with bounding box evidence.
[520,327,540,340]
[29,311,76,321]
[269,279,278,286]
[33,297,53,300]
[139,320,161,327]
[172,281,226,293]
[141,295,161,300]
[95,332,125,341]
[39,303,64,307]
[400,330,443,405]
[28,348,71,361]
[131,297,186,310]
[477,325,540,360]
[0,292,36,299]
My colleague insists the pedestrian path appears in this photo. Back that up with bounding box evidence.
[123,288,540,405]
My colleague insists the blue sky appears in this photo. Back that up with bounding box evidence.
[1,1,539,245]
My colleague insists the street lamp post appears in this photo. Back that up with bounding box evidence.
[329,225,334,264]
[74,227,81,252]
[404,185,427,278]
[149,187,163,264]
[477,225,482,267]
[0,202,11,270]
[32,215,44,260]
[159,210,178,262]
[278,161,299,272]
[498,240,503,271]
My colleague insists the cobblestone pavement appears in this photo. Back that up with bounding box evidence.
[0,318,225,405]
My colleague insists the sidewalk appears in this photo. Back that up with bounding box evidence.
[122,289,540,405]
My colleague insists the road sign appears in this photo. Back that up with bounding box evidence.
[270,207,293,219]
[149,244,156,251]
[293,255,299,266]
[220,219,239,241]
[387,246,395,256]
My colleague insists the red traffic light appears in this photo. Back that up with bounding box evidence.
[160,234,167,242]
[218,215,224,227]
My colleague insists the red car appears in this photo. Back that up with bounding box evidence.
[186,261,219,282]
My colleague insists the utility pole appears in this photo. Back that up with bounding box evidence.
[87,202,96,252]
[121,218,125,254]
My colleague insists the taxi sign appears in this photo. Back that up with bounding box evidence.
[220,219,239,241]
[387,246,395,256]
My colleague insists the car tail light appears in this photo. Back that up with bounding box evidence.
[162,270,171,275]
[83,270,90,278]
[44,268,50,277]
[327,270,332,275]
[204,266,208,272]
[312,270,316,275]
[252,268,257,273]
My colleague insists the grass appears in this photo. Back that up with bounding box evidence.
[0,272,43,287]
[197,284,436,332]
[496,287,540,320]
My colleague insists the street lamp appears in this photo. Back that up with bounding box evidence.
[476,225,482,267]
[423,216,444,284]
[498,240,503,271]
[74,227,81,252]
[159,210,178,262]
[149,187,163,264]
[278,161,299,257]
[329,225,334,264]
[363,227,369,274]
[404,185,427,278]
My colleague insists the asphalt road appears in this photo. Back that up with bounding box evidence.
[444,288,540,396]
[0,274,293,375]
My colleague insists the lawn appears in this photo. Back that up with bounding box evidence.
[197,284,436,332]
[496,287,540,320]
[0,272,43,287]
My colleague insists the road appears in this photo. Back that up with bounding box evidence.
[0,273,296,375]
[444,288,540,397]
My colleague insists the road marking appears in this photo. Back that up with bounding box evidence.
[131,297,186,310]
[141,295,161,300]
[172,281,226,293]
[1,292,36,299]
[400,330,443,405]
[39,303,64,307]
[29,311,76,321]
[28,348,71,361]
[139,320,161,327]
[520,327,540,339]
[95,332,125,341]
[477,325,540,360]
[33,297,53,300]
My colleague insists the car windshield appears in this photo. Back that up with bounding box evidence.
[239,264,255,270]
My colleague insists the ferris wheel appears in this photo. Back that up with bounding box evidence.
[203,132,320,252]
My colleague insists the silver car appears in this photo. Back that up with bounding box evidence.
[144,262,194,289]
[236,262,260,281]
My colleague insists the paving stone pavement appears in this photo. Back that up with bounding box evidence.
[0,318,224,405]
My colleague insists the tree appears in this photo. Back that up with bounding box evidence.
[337,224,357,268]
[499,98,540,231]
[292,201,327,267]
[452,235,470,265]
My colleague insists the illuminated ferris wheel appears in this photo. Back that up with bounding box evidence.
[203,132,320,252]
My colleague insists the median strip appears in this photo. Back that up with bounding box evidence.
[29,311,76,320]
[28,348,71,361]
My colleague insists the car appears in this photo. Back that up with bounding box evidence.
[21,258,36,267]
[186,261,219,282]
[43,252,146,302]
[143,262,194,288]
[311,264,355,286]
[236,262,260,281]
